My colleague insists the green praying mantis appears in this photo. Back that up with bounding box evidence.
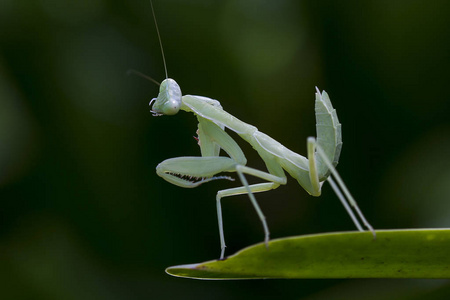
[145,1,375,260]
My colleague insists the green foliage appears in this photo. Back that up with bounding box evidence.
[167,229,450,279]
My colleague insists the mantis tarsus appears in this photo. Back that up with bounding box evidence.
[146,1,375,260]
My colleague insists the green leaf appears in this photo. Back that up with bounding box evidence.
[166,229,450,280]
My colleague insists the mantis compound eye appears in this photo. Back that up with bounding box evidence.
[151,78,182,116]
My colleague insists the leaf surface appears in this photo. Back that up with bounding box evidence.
[166,229,450,280]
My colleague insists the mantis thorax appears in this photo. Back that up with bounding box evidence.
[150,78,182,116]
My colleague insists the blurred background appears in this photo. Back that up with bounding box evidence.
[1,0,450,299]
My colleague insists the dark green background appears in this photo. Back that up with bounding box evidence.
[1,0,450,299]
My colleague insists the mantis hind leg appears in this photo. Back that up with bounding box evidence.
[307,137,376,237]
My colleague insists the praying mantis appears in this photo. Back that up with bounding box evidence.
[145,1,375,260]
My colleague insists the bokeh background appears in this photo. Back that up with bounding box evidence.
[1,0,450,299]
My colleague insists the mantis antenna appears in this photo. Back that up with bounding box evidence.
[127,69,160,86]
[126,1,168,88]
[150,0,168,79]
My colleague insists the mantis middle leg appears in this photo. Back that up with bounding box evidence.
[198,117,288,258]
[216,165,287,259]
[157,154,286,260]
[157,117,287,259]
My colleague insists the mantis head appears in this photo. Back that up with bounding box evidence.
[150,78,182,116]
